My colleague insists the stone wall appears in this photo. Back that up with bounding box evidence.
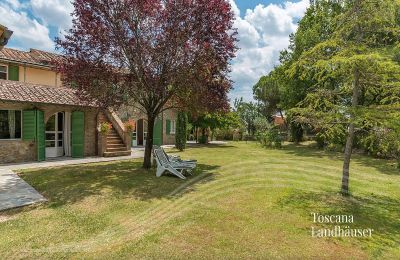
[0,101,99,164]
[162,109,176,145]
[0,140,36,164]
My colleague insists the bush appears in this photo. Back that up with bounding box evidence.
[359,128,400,159]
[289,121,304,144]
[257,125,283,148]
[199,135,208,144]
[175,112,188,151]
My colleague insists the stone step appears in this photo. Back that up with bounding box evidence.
[103,151,132,157]
[106,147,128,152]
[107,136,121,140]
[107,132,119,136]
[107,140,124,145]
[107,142,125,148]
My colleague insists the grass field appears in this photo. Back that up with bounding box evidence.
[0,142,399,259]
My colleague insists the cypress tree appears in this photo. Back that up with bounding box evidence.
[175,112,188,151]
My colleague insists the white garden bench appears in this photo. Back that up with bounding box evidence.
[153,147,196,179]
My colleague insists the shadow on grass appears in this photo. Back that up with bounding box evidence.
[186,143,237,149]
[281,142,399,176]
[18,160,219,208]
[277,190,400,256]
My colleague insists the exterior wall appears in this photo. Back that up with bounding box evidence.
[0,101,99,164]
[20,66,60,87]
[118,105,177,145]
[0,139,36,164]
[162,109,176,145]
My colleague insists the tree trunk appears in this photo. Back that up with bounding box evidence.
[143,115,155,169]
[341,69,360,196]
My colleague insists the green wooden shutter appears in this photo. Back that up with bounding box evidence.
[36,110,45,161]
[71,111,85,158]
[22,110,37,141]
[8,64,19,81]
[166,120,171,135]
[153,119,163,146]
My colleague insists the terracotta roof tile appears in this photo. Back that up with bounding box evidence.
[0,79,97,107]
[0,48,62,67]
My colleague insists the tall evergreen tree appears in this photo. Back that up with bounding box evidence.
[291,0,400,195]
[175,112,188,151]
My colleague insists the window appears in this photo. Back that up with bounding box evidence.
[0,65,7,80]
[0,110,22,139]
[170,120,176,134]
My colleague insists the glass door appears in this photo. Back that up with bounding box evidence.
[45,112,64,158]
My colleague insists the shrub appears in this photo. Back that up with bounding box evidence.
[98,122,112,135]
[360,128,400,159]
[257,125,283,148]
[199,135,208,144]
[289,121,304,144]
[175,112,188,151]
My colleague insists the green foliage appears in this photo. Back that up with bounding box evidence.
[359,128,400,159]
[175,112,188,151]
[288,0,400,154]
[198,135,208,144]
[234,98,259,136]
[255,118,283,148]
[190,111,242,143]
[98,122,112,135]
[253,75,282,119]
[289,121,304,144]
[257,126,283,149]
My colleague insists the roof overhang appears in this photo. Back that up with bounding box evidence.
[0,79,98,107]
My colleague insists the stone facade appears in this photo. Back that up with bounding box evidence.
[0,139,36,164]
[119,105,177,145]
[0,101,100,164]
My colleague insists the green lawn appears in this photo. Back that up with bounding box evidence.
[0,142,399,259]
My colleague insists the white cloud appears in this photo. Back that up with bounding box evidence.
[30,0,73,33]
[229,0,310,102]
[285,0,310,18]
[0,1,54,51]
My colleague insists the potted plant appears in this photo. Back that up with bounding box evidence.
[124,119,136,132]
[98,122,112,135]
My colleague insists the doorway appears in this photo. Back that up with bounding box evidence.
[45,112,64,158]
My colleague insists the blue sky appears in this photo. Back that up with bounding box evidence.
[0,0,310,102]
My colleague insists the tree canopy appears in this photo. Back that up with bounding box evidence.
[56,0,237,168]
[254,0,400,195]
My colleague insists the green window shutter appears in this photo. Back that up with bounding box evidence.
[166,120,171,135]
[36,110,45,161]
[22,110,37,141]
[8,64,19,81]
[71,111,85,158]
[153,119,163,146]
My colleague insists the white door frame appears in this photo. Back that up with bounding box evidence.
[132,125,137,147]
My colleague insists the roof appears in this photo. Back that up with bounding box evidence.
[0,79,97,107]
[0,48,62,67]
